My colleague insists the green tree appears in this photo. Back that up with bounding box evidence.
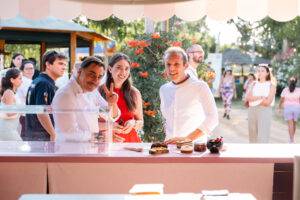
[4,44,40,69]
[258,17,300,53]
[228,18,253,51]
[73,15,145,49]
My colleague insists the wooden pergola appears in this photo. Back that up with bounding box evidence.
[0,15,112,73]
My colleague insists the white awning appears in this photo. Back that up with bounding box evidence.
[0,0,299,22]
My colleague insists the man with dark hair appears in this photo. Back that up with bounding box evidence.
[52,56,120,142]
[25,50,67,141]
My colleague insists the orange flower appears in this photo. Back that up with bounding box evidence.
[151,32,160,39]
[172,41,182,47]
[162,73,167,78]
[139,71,148,78]
[192,38,197,44]
[137,40,149,48]
[143,101,151,109]
[181,34,187,39]
[131,63,140,68]
[207,71,215,79]
[144,110,156,117]
[127,40,138,48]
[135,48,144,55]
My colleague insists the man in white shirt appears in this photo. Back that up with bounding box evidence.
[160,47,218,144]
[52,56,120,142]
[185,44,204,80]
[55,72,69,89]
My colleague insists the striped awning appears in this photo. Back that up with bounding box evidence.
[0,0,299,22]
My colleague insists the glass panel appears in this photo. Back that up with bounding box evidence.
[0,105,113,153]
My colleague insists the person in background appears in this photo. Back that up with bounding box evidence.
[278,77,300,143]
[186,44,204,80]
[25,50,67,141]
[10,53,24,69]
[1,53,24,82]
[17,60,34,105]
[218,66,236,120]
[99,53,143,143]
[71,62,81,76]
[160,47,218,144]
[17,60,35,138]
[28,57,40,80]
[246,64,276,143]
[55,71,69,89]
[243,73,256,103]
[0,68,23,141]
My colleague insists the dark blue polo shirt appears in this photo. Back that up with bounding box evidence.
[25,73,56,141]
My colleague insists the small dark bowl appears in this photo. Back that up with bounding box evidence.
[207,139,223,154]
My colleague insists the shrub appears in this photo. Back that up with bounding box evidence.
[272,49,300,88]
[235,83,244,99]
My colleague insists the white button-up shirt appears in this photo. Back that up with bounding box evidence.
[160,77,218,141]
[17,76,32,105]
[185,64,198,80]
[52,77,117,142]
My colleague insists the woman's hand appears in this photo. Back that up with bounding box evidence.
[103,83,118,107]
[278,108,282,115]
[122,120,135,134]
[113,122,124,134]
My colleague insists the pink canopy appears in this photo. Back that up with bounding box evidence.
[0,0,299,22]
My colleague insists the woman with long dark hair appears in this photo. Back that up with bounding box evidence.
[9,53,24,69]
[246,64,276,143]
[99,53,143,143]
[0,68,23,141]
[278,77,300,143]
[1,53,24,82]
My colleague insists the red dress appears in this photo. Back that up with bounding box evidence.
[114,88,141,143]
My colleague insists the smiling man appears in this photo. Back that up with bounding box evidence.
[25,50,67,141]
[51,56,120,142]
[185,44,204,80]
[160,47,219,144]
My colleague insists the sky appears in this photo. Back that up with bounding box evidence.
[206,17,241,46]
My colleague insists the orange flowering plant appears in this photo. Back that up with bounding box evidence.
[125,32,199,142]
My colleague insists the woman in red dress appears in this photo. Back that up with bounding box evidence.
[99,53,143,143]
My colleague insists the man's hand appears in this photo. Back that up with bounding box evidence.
[165,137,187,144]
[101,130,125,143]
[103,83,118,107]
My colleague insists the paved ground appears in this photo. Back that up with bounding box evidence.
[212,107,300,144]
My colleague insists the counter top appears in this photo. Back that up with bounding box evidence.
[0,141,299,163]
